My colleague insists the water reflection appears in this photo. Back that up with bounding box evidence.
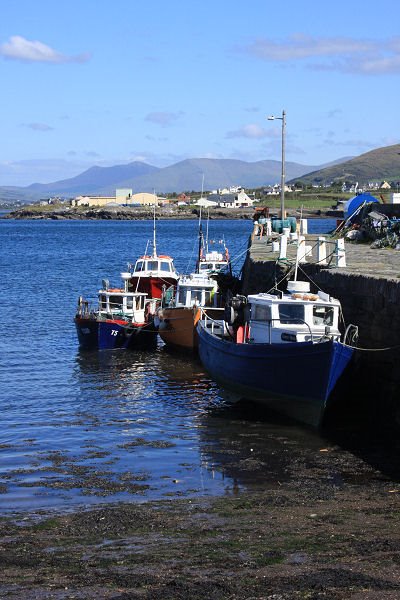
[1,341,397,514]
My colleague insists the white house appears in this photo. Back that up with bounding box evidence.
[208,188,255,208]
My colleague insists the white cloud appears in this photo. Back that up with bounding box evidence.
[245,34,374,61]
[240,34,400,75]
[0,35,90,64]
[22,122,54,131]
[145,111,184,127]
[226,124,278,139]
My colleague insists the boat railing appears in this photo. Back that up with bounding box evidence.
[76,297,93,318]
[199,307,227,336]
[343,323,359,346]
[98,299,145,322]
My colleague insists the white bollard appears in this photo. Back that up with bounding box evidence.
[265,218,272,236]
[279,234,287,259]
[296,235,308,263]
[336,238,346,267]
[317,237,327,265]
[300,218,308,235]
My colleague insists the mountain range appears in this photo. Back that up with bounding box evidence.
[0,157,347,204]
[1,144,399,203]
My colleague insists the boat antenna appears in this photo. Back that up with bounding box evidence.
[196,222,204,274]
[152,190,157,258]
[205,207,210,254]
[199,173,204,226]
[135,239,149,292]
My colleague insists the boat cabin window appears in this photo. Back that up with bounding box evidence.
[313,305,334,326]
[199,263,213,271]
[278,304,304,324]
[126,296,133,310]
[135,261,144,272]
[147,261,158,271]
[204,290,213,306]
[178,289,187,304]
[160,261,171,272]
[252,304,272,321]
[191,289,203,304]
[109,295,123,310]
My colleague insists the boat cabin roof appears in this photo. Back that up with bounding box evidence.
[99,288,147,297]
[178,273,218,290]
[248,290,340,308]
[133,256,177,273]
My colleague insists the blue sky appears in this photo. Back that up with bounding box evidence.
[1,0,399,186]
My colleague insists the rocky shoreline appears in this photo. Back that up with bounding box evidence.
[2,205,343,220]
[1,424,399,599]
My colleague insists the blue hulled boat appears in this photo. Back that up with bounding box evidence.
[197,280,358,428]
[74,272,158,351]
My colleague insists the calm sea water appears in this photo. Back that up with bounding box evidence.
[0,217,339,513]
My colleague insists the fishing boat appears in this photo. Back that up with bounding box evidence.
[196,279,358,428]
[74,272,158,351]
[128,207,178,300]
[156,227,230,351]
[75,204,177,350]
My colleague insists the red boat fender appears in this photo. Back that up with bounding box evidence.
[236,325,250,344]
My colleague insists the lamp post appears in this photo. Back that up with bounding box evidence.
[267,109,286,220]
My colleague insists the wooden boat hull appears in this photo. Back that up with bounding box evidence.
[75,316,158,351]
[158,307,224,351]
[196,321,353,428]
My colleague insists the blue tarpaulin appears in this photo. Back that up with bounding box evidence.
[344,193,380,218]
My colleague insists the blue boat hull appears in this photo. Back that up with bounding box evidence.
[197,322,353,428]
[75,317,158,351]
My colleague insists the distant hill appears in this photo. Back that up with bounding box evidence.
[291,144,400,185]
[0,154,357,204]
[93,158,325,196]
[0,158,327,203]
[26,161,159,196]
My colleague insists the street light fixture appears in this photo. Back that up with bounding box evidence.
[267,109,286,220]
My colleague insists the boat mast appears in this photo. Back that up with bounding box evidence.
[152,191,157,258]
[196,173,205,273]
[205,207,210,254]
[196,224,204,273]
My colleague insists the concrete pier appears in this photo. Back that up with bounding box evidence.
[241,229,400,427]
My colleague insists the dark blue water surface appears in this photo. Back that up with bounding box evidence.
[0,218,337,513]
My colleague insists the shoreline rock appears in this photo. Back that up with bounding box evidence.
[2,206,342,221]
